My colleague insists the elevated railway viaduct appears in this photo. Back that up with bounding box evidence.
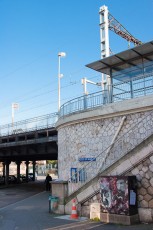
[0,120,58,184]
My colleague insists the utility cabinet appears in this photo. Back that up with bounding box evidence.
[99,176,139,225]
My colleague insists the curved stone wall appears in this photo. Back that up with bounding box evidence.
[57,110,153,181]
[56,95,153,222]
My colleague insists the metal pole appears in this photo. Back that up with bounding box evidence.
[12,104,14,130]
[58,55,61,112]
[57,52,66,112]
[11,103,19,132]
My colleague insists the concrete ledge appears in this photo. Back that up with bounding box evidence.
[100,213,139,225]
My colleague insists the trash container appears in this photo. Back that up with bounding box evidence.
[49,195,52,213]
[49,195,59,213]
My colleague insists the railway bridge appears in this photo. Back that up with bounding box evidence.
[0,113,58,184]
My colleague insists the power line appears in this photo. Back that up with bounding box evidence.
[0,73,101,110]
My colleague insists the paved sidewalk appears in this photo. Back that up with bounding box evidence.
[0,183,153,229]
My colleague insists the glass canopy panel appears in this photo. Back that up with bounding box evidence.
[86,41,153,78]
[116,50,138,61]
[134,42,153,56]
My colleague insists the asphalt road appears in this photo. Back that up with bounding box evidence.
[0,178,153,230]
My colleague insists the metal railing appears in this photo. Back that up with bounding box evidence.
[59,72,153,118]
[59,90,108,117]
[112,72,153,102]
[1,72,152,137]
[0,112,58,137]
[68,109,153,195]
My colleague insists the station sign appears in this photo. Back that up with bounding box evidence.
[78,157,96,162]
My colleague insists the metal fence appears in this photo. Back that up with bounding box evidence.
[1,72,152,136]
[112,72,153,102]
[59,72,153,118]
[0,112,58,137]
[59,91,108,117]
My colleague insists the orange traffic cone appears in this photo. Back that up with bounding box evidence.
[70,199,79,219]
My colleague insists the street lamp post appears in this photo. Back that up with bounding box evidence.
[58,52,66,112]
[12,103,19,129]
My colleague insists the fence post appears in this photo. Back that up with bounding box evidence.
[83,95,87,110]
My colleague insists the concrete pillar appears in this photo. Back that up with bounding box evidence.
[51,180,68,214]
[2,162,5,177]
[5,160,11,185]
[16,160,21,183]
[25,161,29,182]
[33,161,36,181]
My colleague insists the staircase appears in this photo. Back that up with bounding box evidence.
[64,110,153,215]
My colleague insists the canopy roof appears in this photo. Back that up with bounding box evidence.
[86,40,153,77]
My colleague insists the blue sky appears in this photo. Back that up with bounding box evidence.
[0,0,153,125]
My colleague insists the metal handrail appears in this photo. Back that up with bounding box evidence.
[59,72,153,118]
[0,112,58,137]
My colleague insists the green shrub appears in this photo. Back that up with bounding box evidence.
[90,217,100,222]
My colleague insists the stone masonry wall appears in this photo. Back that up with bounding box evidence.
[81,154,153,222]
[58,108,153,222]
[58,110,153,182]
[57,96,153,223]
[127,154,153,222]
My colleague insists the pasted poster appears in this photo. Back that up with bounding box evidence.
[99,176,129,215]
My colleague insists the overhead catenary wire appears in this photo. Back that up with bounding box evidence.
[0,74,101,112]
[0,73,101,122]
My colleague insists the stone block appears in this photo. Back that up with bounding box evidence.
[141,178,150,188]
[145,173,150,179]
[90,203,101,220]
[139,170,145,177]
[143,159,151,166]
[149,164,153,172]
[138,195,143,201]
[140,200,148,208]
[137,163,143,170]
[150,155,153,163]
[139,187,147,196]
[100,213,139,225]
[142,166,149,173]
[149,199,153,208]
[144,194,152,202]
[147,171,153,178]
[150,178,153,187]
[138,208,153,222]
[136,174,142,182]
[147,186,153,195]
[131,168,139,175]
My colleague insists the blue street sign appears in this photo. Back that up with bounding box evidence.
[78,157,96,162]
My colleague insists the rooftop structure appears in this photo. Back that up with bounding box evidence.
[59,41,153,117]
[86,40,153,82]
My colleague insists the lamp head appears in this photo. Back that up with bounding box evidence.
[58,52,66,57]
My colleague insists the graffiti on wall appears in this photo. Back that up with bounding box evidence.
[99,176,129,215]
